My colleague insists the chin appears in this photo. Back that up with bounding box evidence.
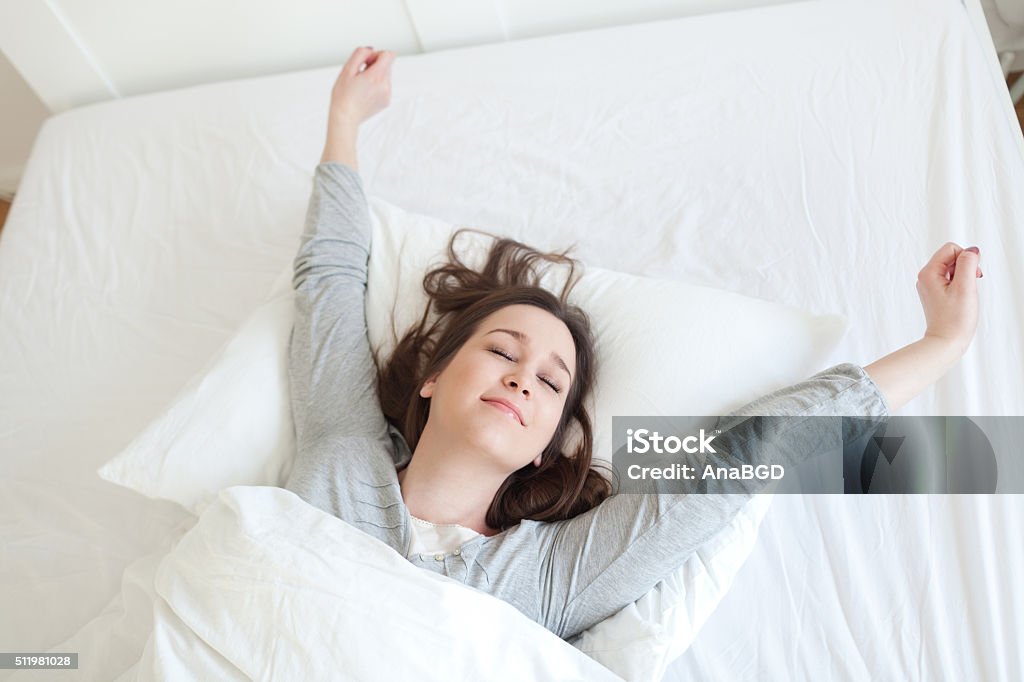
[460,426,530,472]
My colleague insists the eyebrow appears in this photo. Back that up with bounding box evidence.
[485,328,573,382]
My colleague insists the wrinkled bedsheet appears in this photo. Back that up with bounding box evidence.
[2,0,1022,679]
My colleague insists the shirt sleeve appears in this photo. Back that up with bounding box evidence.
[536,362,890,640]
[287,162,392,446]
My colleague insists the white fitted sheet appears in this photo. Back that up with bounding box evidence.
[1,0,1021,679]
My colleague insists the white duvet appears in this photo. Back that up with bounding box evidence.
[116,487,623,682]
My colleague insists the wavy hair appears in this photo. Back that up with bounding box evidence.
[374,229,611,530]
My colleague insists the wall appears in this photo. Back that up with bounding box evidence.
[982,0,1024,72]
[0,52,50,199]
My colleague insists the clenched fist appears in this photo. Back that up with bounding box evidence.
[917,242,982,354]
[328,46,396,129]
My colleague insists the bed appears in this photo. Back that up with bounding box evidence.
[2,0,1022,679]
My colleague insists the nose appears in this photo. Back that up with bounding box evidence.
[504,374,530,397]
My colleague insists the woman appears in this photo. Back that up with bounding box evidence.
[285,47,982,640]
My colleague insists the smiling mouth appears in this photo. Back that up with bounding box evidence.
[482,399,524,426]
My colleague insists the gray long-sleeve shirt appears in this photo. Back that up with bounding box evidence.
[284,162,890,641]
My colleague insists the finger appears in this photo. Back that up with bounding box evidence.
[925,241,962,274]
[946,264,984,280]
[951,247,980,292]
[367,50,395,73]
[344,46,375,75]
[922,242,963,287]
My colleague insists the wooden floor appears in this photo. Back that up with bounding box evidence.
[1,72,1023,241]
[1009,71,1024,132]
[0,198,9,238]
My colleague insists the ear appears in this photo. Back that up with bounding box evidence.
[532,454,542,467]
[419,375,438,399]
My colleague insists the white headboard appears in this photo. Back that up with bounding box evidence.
[1,0,804,113]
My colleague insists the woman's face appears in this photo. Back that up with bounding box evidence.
[419,304,577,473]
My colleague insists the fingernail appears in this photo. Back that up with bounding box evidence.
[966,246,980,254]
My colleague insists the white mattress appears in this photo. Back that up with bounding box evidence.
[2,0,1022,679]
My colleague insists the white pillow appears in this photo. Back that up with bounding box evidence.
[97,266,298,511]
[99,194,846,675]
[363,204,846,464]
[99,195,845,506]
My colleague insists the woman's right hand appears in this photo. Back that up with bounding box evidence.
[917,242,983,354]
[328,46,396,129]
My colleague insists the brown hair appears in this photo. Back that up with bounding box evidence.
[374,228,611,530]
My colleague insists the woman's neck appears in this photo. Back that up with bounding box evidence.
[398,425,508,537]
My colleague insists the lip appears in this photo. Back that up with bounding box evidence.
[481,397,525,426]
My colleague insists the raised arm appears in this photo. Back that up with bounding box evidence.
[530,242,983,640]
[288,47,396,447]
[533,362,888,639]
[289,161,386,444]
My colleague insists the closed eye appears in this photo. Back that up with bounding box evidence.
[489,347,515,362]
[540,375,562,394]
[487,346,562,394]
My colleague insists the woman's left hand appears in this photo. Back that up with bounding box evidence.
[917,242,982,355]
[328,46,396,129]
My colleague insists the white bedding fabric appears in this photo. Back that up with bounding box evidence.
[94,189,834,677]
[115,487,625,682]
[2,0,1023,679]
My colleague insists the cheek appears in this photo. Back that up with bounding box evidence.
[455,353,489,380]
[441,356,480,387]
[539,400,567,435]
